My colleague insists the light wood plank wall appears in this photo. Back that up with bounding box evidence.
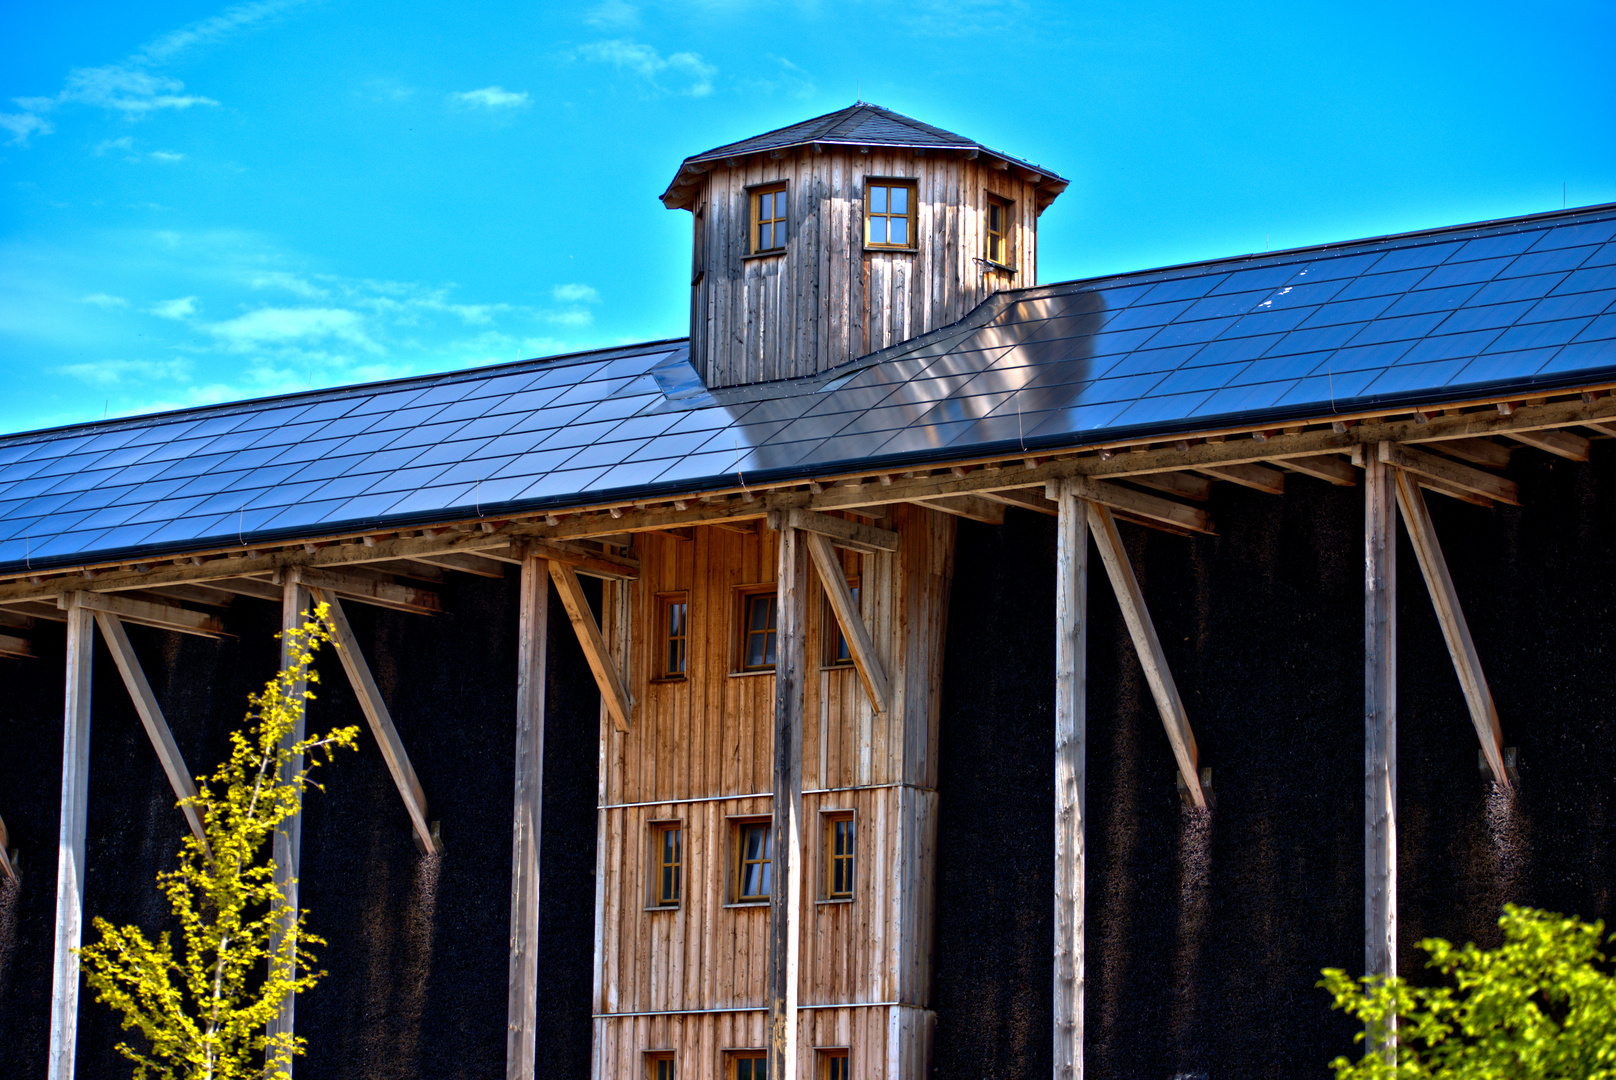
[689,148,1045,388]
[595,504,954,1078]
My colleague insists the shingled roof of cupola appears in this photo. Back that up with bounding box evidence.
[660,102,1068,210]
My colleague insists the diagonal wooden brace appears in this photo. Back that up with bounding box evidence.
[804,530,891,714]
[548,561,633,732]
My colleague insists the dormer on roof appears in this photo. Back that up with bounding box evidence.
[663,103,1068,388]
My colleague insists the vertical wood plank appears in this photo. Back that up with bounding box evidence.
[268,574,310,1065]
[771,525,809,1080]
[507,551,549,1080]
[48,596,94,1080]
[1365,449,1397,992]
[1053,483,1087,1080]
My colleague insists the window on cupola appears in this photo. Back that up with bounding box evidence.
[986,194,1014,267]
[751,184,788,254]
[866,180,917,250]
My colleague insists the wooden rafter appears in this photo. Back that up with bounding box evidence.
[58,590,228,638]
[0,632,30,658]
[773,507,900,553]
[1508,428,1590,461]
[309,589,440,852]
[1128,471,1212,501]
[290,566,439,615]
[978,487,1059,515]
[803,531,891,714]
[1280,455,1358,487]
[547,561,632,733]
[909,494,1007,523]
[1198,462,1286,494]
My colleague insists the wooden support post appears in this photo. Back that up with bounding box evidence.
[770,525,808,1080]
[1390,472,1508,786]
[1365,449,1398,997]
[309,589,439,851]
[93,613,209,856]
[1083,502,1206,808]
[267,573,310,1068]
[506,549,548,1080]
[804,530,891,714]
[49,595,94,1080]
[547,562,633,733]
[1053,481,1087,1080]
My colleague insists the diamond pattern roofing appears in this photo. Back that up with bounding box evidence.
[1,203,1613,574]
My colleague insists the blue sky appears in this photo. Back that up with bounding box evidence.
[1,0,1611,435]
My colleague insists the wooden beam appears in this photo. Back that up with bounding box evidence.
[309,590,439,852]
[1281,455,1359,487]
[547,561,632,733]
[1085,502,1205,808]
[771,507,900,553]
[198,576,284,602]
[92,613,209,854]
[10,601,66,622]
[1053,481,1087,1080]
[267,575,310,1069]
[507,551,548,1080]
[1415,475,1495,508]
[0,607,34,629]
[49,596,94,1080]
[1392,472,1509,787]
[0,811,17,885]
[1128,471,1212,501]
[290,566,440,615]
[1045,477,1212,536]
[1199,462,1286,494]
[978,487,1059,515]
[1507,428,1591,461]
[522,540,640,580]
[1582,422,1616,439]
[134,582,238,608]
[1378,442,1519,505]
[405,551,508,579]
[1439,438,1512,469]
[57,590,228,638]
[804,531,891,714]
[1364,449,1398,994]
[769,525,808,1080]
[0,631,31,658]
[910,494,1007,524]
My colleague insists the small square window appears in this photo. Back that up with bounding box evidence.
[824,812,855,900]
[866,180,917,250]
[737,589,778,671]
[818,1049,849,1080]
[986,194,1014,268]
[647,1051,676,1080]
[656,592,689,680]
[751,184,788,254]
[734,819,773,902]
[731,1050,768,1080]
[822,580,860,667]
[649,821,683,908]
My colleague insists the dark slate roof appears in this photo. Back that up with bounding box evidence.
[661,103,1066,208]
[2,203,1614,574]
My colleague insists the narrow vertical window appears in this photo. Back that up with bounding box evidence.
[825,813,854,900]
[986,194,1013,267]
[740,592,778,671]
[650,822,682,907]
[823,582,859,667]
[819,1049,849,1080]
[865,180,917,249]
[692,204,706,285]
[750,183,788,254]
[657,593,688,680]
[732,1051,768,1080]
[736,821,772,901]
[647,1052,675,1080]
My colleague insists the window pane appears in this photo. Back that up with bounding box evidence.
[891,186,908,214]
[761,192,774,219]
[749,596,770,633]
[891,218,908,246]
[869,218,887,245]
[870,186,887,213]
[761,222,773,250]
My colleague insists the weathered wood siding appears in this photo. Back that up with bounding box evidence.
[594,505,954,1078]
[690,150,1043,387]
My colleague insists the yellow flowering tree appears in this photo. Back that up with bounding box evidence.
[1321,905,1616,1080]
[77,608,359,1080]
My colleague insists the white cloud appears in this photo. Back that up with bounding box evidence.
[249,270,328,298]
[95,136,136,155]
[576,39,717,97]
[58,358,193,386]
[545,309,595,327]
[149,150,185,162]
[81,293,129,308]
[206,307,381,352]
[450,86,531,109]
[584,0,640,28]
[0,112,53,146]
[744,56,817,100]
[552,283,601,304]
[50,66,219,114]
[150,296,199,319]
[134,0,306,65]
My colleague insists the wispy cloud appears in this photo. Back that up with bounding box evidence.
[0,112,53,146]
[583,0,640,28]
[576,39,716,97]
[149,150,185,162]
[249,270,328,298]
[742,56,817,100]
[206,306,380,352]
[58,357,193,386]
[81,293,129,308]
[450,86,531,109]
[95,136,186,163]
[134,0,306,65]
[552,283,601,304]
[150,296,199,319]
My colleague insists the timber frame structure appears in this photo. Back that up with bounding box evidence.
[3,103,1616,1079]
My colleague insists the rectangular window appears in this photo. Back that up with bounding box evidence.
[657,593,688,680]
[732,1051,768,1080]
[751,184,788,254]
[735,821,772,902]
[647,1052,675,1080]
[739,591,778,671]
[823,581,859,667]
[825,813,854,900]
[865,180,917,249]
[692,204,706,286]
[986,194,1013,267]
[650,822,682,907]
[819,1049,849,1080]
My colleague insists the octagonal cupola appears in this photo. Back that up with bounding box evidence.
[662,103,1068,388]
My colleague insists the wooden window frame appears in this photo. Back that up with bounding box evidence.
[863,177,918,253]
[647,819,683,910]
[984,192,1015,272]
[654,591,689,682]
[820,809,855,903]
[748,182,789,257]
[817,1048,850,1080]
[728,815,773,906]
[691,203,706,286]
[734,585,779,673]
[821,576,860,669]
[646,1050,676,1080]
[728,1049,769,1080]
